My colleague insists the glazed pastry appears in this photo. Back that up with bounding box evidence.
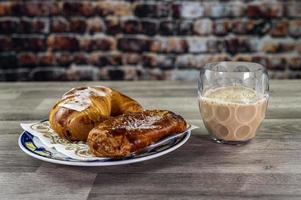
[49,86,143,141]
[87,110,187,157]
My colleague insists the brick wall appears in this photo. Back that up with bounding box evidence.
[0,0,300,81]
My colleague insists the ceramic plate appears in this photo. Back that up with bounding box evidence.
[18,129,191,166]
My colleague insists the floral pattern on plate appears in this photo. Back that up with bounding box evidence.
[20,120,195,163]
[19,129,191,166]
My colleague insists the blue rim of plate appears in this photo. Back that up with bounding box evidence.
[18,130,191,166]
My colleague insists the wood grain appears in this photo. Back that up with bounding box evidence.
[0,80,301,200]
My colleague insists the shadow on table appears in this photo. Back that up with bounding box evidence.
[35,129,257,186]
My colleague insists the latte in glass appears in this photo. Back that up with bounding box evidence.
[199,86,268,142]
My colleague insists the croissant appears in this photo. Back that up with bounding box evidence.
[49,86,143,141]
[87,110,187,157]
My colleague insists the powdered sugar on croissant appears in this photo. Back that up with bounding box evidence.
[49,86,143,141]
[59,87,108,112]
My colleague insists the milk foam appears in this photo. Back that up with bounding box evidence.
[202,86,266,104]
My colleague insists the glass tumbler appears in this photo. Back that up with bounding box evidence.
[198,62,269,144]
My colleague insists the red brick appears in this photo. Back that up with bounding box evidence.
[289,20,301,38]
[134,3,169,18]
[73,53,88,65]
[235,54,271,69]
[80,2,95,17]
[280,43,295,52]
[101,65,143,80]
[123,66,144,80]
[38,53,56,66]
[96,1,132,17]
[150,40,161,52]
[230,2,245,17]
[0,18,19,34]
[159,55,175,70]
[172,2,205,19]
[267,56,286,70]
[213,20,231,36]
[177,20,192,35]
[89,53,100,66]
[123,54,142,65]
[67,65,99,81]
[247,5,263,18]
[288,57,301,70]
[87,17,105,33]
[98,53,122,67]
[13,36,46,52]
[142,54,157,68]
[140,20,157,36]
[247,3,283,18]
[48,2,61,16]
[107,67,126,80]
[2,0,300,81]
[143,54,174,70]
[268,4,284,18]
[159,20,176,36]
[206,39,225,53]
[286,2,301,18]
[161,37,188,54]
[261,41,295,53]
[193,19,212,35]
[225,37,251,54]
[253,20,272,35]
[62,2,94,16]
[0,2,11,16]
[231,19,253,34]
[24,2,60,16]
[0,36,12,51]
[270,20,289,37]
[231,20,271,35]
[122,19,140,34]
[51,17,88,33]
[101,67,125,80]
[118,37,152,52]
[17,53,37,68]
[251,55,269,67]
[47,35,79,51]
[296,43,301,54]
[175,55,197,68]
[187,38,208,53]
[80,37,115,52]
[51,17,69,32]
[56,53,73,67]
[234,54,252,62]
[206,3,231,18]
[172,4,181,18]
[105,17,121,35]
[145,68,165,80]
[206,3,245,18]
[69,18,86,33]
[19,18,48,34]
[11,2,24,16]
[261,42,280,53]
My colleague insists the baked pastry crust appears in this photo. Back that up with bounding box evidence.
[87,110,187,157]
[49,86,143,141]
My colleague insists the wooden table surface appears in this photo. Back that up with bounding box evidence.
[1,80,301,200]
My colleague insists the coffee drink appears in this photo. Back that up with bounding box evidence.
[199,86,268,142]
